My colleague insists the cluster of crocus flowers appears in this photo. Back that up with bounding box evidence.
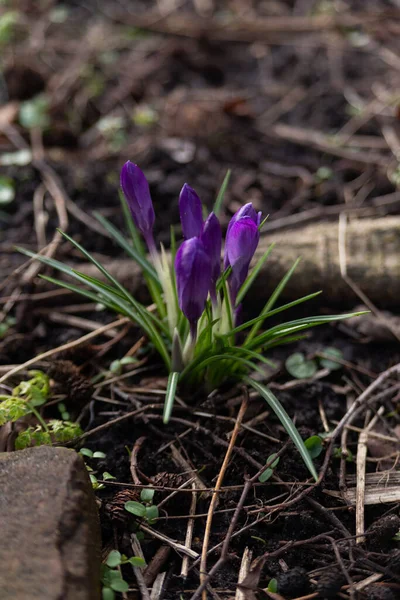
[120,161,261,347]
[21,159,361,473]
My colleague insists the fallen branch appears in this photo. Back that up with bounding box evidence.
[69,216,400,308]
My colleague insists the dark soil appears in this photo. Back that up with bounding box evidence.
[1,1,400,599]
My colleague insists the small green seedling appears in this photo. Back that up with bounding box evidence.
[88,471,116,491]
[267,578,278,593]
[125,488,159,524]
[57,402,70,421]
[318,347,343,370]
[0,10,19,45]
[102,550,146,600]
[259,453,280,483]
[285,352,317,379]
[79,448,107,459]
[304,435,323,459]
[0,316,16,338]
[0,176,15,206]
[109,356,137,376]
[19,95,50,130]
[286,347,344,379]
[315,166,333,183]
[333,447,354,462]
[78,448,115,490]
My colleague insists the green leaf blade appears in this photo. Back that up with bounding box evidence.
[163,372,179,424]
[245,377,318,481]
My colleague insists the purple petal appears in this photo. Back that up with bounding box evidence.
[120,161,155,237]
[201,212,222,293]
[226,202,258,236]
[179,183,203,239]
[224,203,260,269]
[225,217,259,304]
[175,237,211,325]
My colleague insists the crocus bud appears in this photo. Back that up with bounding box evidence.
[121,161,155,249]
[224,203,261,269]
[225,216,259,305]
[201,212,221,304]
[179,184,203,239]
[175,237,211,337]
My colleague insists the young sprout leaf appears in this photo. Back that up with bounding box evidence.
[319,347,343,370]
[129,556,146,568]
[259,453,280,483]
[285,352,317,379]
[125,501,146,518]
[106,551,122,568]
[110,579,129,593]
[102,587,115,600]
[93,451,106,459]
[140,488,155,503]
[268,579,278,593]
[145,505,159,523]
[80,448,94,458]
[304,435,323,459]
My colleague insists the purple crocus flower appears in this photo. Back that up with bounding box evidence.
[201,212,221,304]
[179,184,203,239]
[225,215,260,305]
[175,237,211,338]
[224,203,261,269]
[120,161,156,252]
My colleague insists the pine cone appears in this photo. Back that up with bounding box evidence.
[152,471,189,489]
[152,472,192,512]
[47,360,93,405]
[104,488,140,524]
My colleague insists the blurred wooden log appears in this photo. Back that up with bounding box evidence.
[71,216,400,308]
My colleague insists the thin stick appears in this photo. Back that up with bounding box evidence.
[143,545,170,587]
[76,405,164,442]
[171,443,208,494]
[199,392,248,600]
[0,317,129,385]
[138,523,199,559]
[235,547,253,600]
[181,482,198,579]
[131,436,146,485]
[131,535,152,600]
[355,407,385,544]
[157,476,197,510]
